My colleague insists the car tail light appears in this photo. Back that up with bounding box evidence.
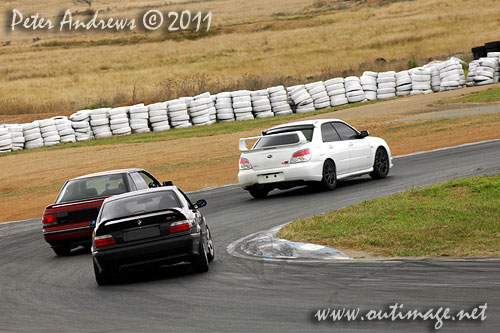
[170,220,192,233]
[42,214,57,226]
[290,148,311,163]
[239,157,253,170]
[94,235,116,247]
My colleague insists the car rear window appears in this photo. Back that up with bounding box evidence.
[99,191,181,223]
[255,126,314,149]
[56,174,129,203]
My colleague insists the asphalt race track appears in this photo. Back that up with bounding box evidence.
[1,140,500,332]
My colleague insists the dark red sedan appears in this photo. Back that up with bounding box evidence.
[42,168,165,256]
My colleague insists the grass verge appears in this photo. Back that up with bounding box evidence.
[440,86,500,104]
[277,175,500,257]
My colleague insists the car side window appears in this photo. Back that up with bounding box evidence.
[331,122,360,140]
[321,123,341,142]
[139,171,160,187]
[178,189,195,209]
[130,172,148,190]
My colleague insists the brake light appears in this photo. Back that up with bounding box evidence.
[239,157,253,170]
[94,235,116,247]
[42,214,57,226]
[170,220,192,233]
[290,148,311,163]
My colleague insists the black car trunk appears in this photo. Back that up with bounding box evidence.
[97,210,187,245]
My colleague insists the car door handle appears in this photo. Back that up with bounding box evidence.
[328,145,334,149]
[348,142,354,147]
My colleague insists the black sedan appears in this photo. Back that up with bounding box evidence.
[91,186,214,285]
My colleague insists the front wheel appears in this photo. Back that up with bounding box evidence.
[318,159,337,190]
[370,147,390,179]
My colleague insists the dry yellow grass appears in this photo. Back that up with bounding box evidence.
[1,0,499,120]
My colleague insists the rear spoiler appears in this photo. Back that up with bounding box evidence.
[239,131,307,152]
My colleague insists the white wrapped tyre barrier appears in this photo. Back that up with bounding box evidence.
[167,99,191,129]
[232,90,254,121]
[215,92,235,122]
[129,104,151,133]
[410,67,432,95]
[305,81,330,109]
[22,121,44,149]
[6,125,24,151]
[324,78,348,107]
[395,70,412,96]
[438,58,465,91]
[148,103,170,132]
[268,85,292,116]
[376,72,396,99]
[108,106,132,135]
[52,116,76,143]
[287,85,315,113]
[360,71,378,101]
[250,90,274,119]
[0,127,13,153]
[89,108,112,138]
[70,110,93,141]
[345,76,366,102]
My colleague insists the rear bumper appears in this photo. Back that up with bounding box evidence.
[93,232,201,272]
[238,160,324,188]
[43,226,93,246]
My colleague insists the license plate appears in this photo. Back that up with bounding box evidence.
[258,172,285,184]
[124,226,160,242]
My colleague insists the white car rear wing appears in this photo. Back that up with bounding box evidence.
[239,131,307,152]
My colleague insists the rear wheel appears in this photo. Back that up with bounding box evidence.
[93,261,113,286]
[206,227,215,262]
[248,185,270,199]
[52,245,71,256]
[318,159,337,190]
[370,147,390,179]
[191,240,209,273]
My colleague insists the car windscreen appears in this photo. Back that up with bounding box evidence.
[259,126,314,148]
[99,191,182,223]
[56,174,129,203]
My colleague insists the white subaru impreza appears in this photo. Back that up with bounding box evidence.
[238,119,393,198]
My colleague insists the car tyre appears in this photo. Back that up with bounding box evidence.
[318,159,337,190]
[192,240,209,273]
[93,261,113,285]
[52,244,71,256]
[248,185,270,199]
[370,147,390,179]
[206,227,215,262]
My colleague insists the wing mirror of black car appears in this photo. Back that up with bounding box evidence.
[194,199,207,209]
[163,181,173,186]
[360,130,369,138]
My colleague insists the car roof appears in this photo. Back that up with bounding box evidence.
[267,119,344,131]
[71,168,144,180]
[102,186,178,204]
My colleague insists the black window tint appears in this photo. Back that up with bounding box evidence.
[130,172,148,190]
[56,174,129,203]
[332,122,359,140]
[321,123,341,142]
[254,133,300,149]
[264,126,314,142]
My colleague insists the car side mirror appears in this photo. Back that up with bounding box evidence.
[163,181,173,186]
[360,130,369,138]
[194,199,207,209]
[148,182,159,188]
